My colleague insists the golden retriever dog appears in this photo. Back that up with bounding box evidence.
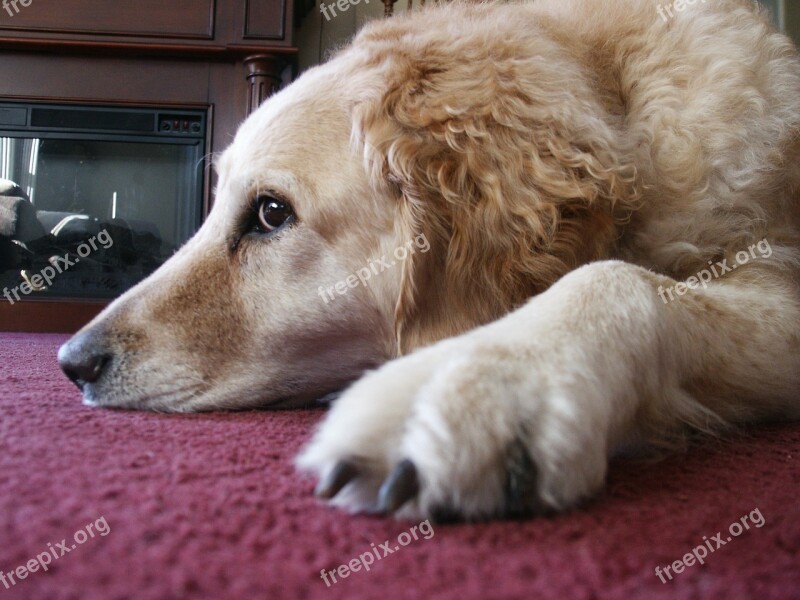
[58,0,800,520]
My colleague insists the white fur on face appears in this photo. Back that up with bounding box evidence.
[73,63,402,411]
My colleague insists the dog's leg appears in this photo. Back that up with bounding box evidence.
[297,260,800,520]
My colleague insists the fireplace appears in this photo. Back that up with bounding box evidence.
[0,0,301,332]
[0,102,207,303]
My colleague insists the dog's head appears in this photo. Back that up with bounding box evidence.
[58,6,637,411]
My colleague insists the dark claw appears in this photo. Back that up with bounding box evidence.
[315,460,359,499]
[377,459,419,513]
[430,506,462,524]
[504,434,543,518]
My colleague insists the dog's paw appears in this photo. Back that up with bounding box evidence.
[296,329,613,521]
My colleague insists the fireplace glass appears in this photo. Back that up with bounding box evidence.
[0,103,206,302]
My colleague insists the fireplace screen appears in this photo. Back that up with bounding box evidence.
[0,103,206,301]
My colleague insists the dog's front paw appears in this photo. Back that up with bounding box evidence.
[296,332,612,521]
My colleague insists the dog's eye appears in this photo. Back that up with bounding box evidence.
[255,196,294,233]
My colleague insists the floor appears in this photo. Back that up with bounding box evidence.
[0,332,798,600]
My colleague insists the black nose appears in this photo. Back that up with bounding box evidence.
[58,330,112,389]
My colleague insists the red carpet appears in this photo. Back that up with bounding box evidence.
[0,332,798,600]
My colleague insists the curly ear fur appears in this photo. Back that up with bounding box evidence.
[350,6,641,353]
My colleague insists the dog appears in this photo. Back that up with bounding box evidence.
[58,0,800,520]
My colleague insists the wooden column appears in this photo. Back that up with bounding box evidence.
[382,0,398,17]
[244,55,285,114]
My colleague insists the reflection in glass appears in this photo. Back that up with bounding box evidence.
[0,137,201,300]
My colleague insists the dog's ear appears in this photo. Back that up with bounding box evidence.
[352,44,640,353]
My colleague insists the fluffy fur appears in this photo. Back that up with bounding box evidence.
[60,0,800,520]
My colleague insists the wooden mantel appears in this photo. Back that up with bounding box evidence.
[0,0,308,115]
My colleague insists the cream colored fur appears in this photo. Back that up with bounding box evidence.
[66,0,800,519]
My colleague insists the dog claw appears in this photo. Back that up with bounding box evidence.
[315,460,359,499]
[377,459,419,513]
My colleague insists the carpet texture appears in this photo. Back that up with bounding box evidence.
[0,332,798,600]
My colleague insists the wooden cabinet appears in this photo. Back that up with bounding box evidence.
[0,0,296,47]
[0,1,309,332]
[0,0,218,39]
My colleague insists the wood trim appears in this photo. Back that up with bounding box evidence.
[245,54,286,113]
[0,95,211,110]
[0,300,107,334]
[0,37,298,59]
[0,0,217,40]
[383,0,398,17]
[202,103,216,218]
[226,43,297,54]
[244,0,287,40]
